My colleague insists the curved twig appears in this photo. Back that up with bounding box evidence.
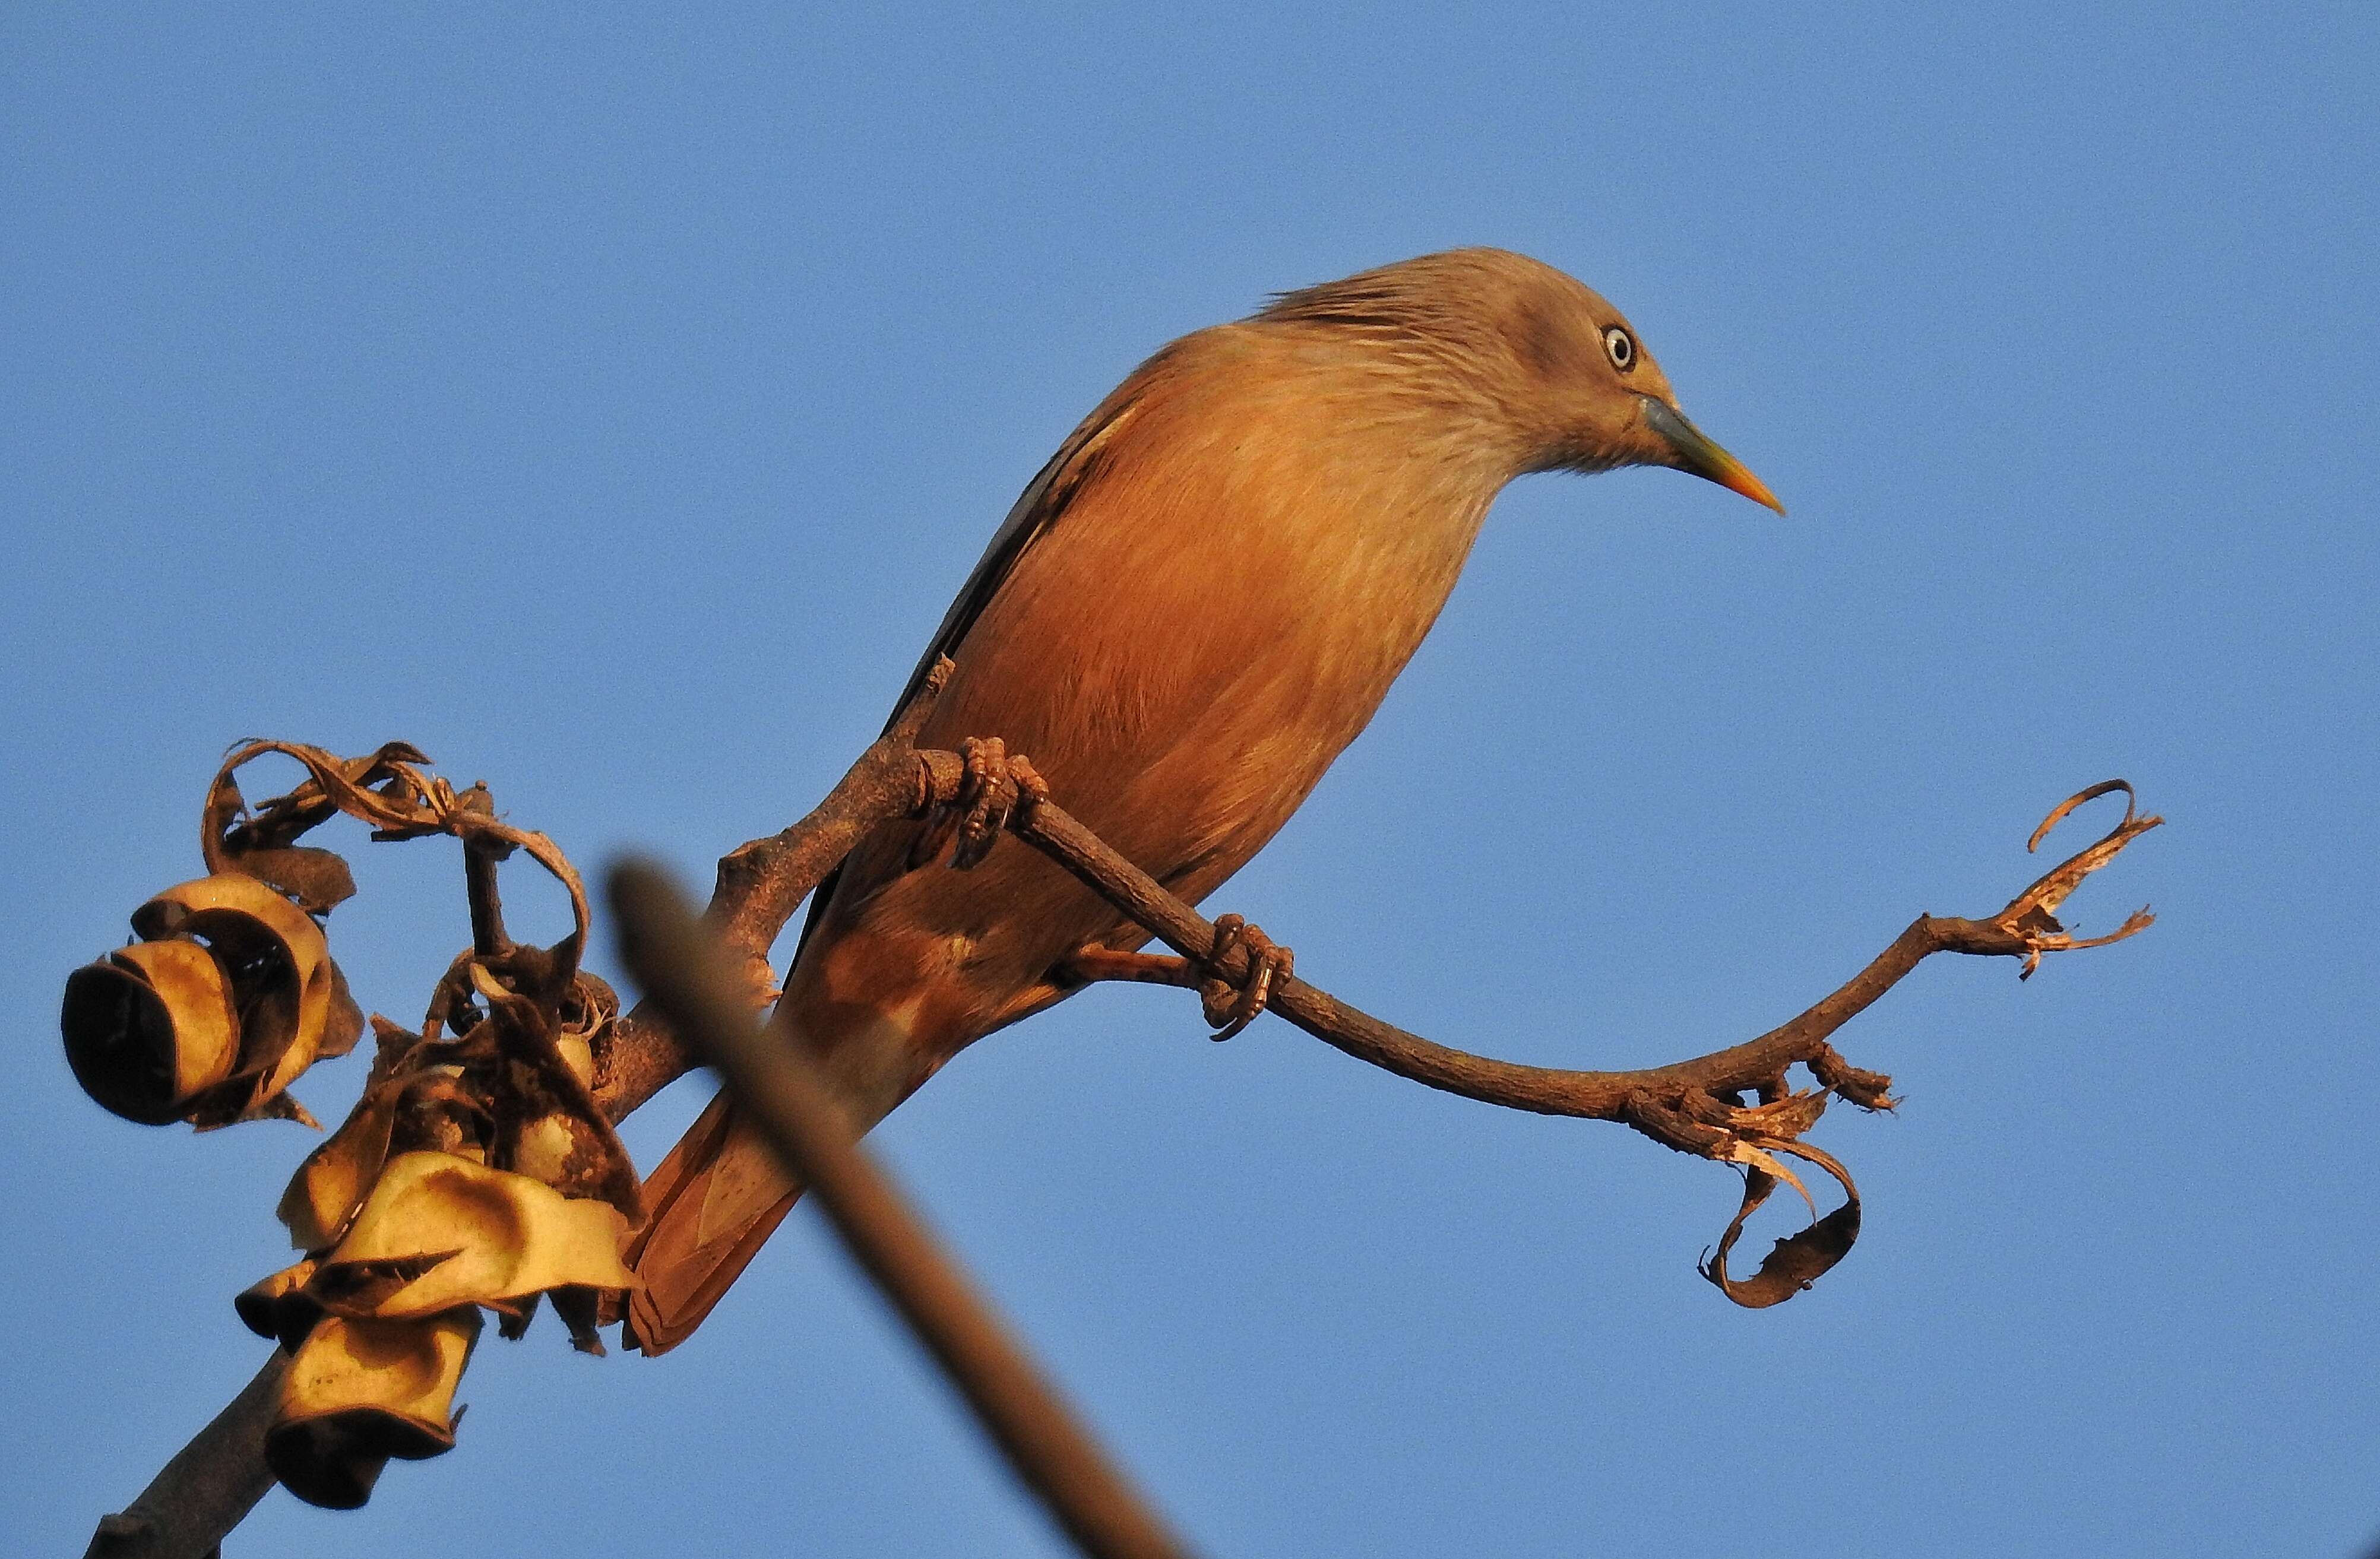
[1020,781,2157,1128]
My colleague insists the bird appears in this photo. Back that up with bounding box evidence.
[624,247,1782,1353]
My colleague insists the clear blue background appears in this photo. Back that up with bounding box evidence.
[6,4,2373,1555]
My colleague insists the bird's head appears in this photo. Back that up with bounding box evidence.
[1258,248,1784,514]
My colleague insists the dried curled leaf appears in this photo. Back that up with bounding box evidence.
[59,940,241,1124]
[548,1284,612,1355]
[309,1151,637,1321]
[554,969,618,1087]
[1701,1138,1862,1308]
[1724,1087,1829,1143]
[207,738,594,982]
[277,1064,490,1251]
[2001,780,2163,978]
[279,1086,408,1253]
[205,740,441,861]
[201,741,450,915]
[235,1257,323,1353]
[61,873,362,1127]
[283,949,636,1279]
[265,1307,482,1509]
[220,845,358,918]
[468,968,643,1224]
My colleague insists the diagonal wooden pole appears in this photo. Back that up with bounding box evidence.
[607,858,1200,1559]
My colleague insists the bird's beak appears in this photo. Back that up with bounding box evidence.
[1638,397,1786,515]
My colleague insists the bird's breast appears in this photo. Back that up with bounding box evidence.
[931,417,1496,852]
[793,377,1509,1053]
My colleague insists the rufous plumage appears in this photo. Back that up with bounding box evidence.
[626,248,1782,1352]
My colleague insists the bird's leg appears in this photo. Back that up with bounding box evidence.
[1053,922,1293,1039]
[1059,948,1200,988]
[909,738,1049,870]
[1198,914,1293,1041]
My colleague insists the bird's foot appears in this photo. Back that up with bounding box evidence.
[909,737,1049,870]
[1198,914,1293,1040]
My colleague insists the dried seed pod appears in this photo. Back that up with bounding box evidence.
[265,1307,482,1509]
[308,1151,637,1321]
[60,939,241,1124]
[469,971,643,1224]
[277,1081,408,1253]
[133,873,343,1113]
[553,970,618,1086]
[277,1067,489,1251]
[235,1257,323,1353]
[60,872,365,1127]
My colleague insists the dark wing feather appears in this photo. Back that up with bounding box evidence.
[879,407,1121,736]
[786,392,1138,963]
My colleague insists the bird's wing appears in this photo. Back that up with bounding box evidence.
[881,396,1136,734]
[789,388,1144,962]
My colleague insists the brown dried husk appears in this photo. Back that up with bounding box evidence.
[265,1308,482,1509]
[307,1151,637,1321]
[61,872,363,1127]
[59,939,241,1124]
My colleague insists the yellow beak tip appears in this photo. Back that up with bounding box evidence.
[1723,469,1787,517]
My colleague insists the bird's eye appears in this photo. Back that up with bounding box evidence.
[1602,325,1637,372]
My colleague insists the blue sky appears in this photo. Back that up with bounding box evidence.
[5,4,2375,1554]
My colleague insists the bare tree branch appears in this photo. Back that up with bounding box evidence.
[1018,764,2151,1146]
[84,667,2159,1554]
[83,1352,288,1559]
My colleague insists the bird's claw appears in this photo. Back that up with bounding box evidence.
[910,737,1049,870]
[1198,914,1292,1040]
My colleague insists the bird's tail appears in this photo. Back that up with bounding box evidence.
[622,1088,803,1354]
